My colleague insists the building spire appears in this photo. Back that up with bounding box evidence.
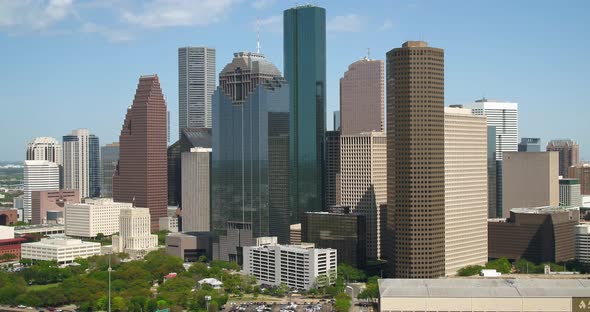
[366,48,370,60]
[256,17,261,53]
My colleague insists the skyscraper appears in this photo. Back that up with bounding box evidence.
[386,41,445,278]
[333,111,340,131]
[464,99,518,218]
[113,75,168,232]
[181,147,211,233]
[211,52,290,243]
[518,137,541,152]
[443,107,488,276]
[340,58,384,135]
[26,137,63,188]
[23,160,60,222]
[284,5,326,222]
[178,47,216,134]
[325,130,340,207]
[100,142,119,198]
[63,129,100,199]
[546,139,580,177]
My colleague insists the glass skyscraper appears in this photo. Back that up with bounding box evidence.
[212,52,290,243]
[284,5,326,223]
[63,129,100,198]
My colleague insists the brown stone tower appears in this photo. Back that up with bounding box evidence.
[113,75,168,232]
[385,41,445,278]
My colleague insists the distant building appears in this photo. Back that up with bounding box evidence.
[181,147,211,233]
[444,107,488,276]
[26,137,63,188]
[575,224,590,263]
[23,160,59,222]
[546,139,580,177]
[63,129,100,199]
[340,58,384,135]
[333,111,340,131]
[324,130,340,208]
[100,142,119,198]
[301,208,366,268]
[487,126,498,217]
[568,164,590,195]
[488,206,579,263]
[559,179,582,207]
[518,138,541,152]
[166,232,212,262]
[378,278,590,312]
[112,207,158,259]
[21,238,101,264]
[113,75,168,232]
[289,223,301,245]
[65,198,130,238]
[502,152,559,218]
[31,189,80,224]
[243,242,337,290]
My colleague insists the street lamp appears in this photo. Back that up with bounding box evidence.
[205,295,212,312]
[108,252,112,312]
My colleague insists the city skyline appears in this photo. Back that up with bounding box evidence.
[1,0,589,161]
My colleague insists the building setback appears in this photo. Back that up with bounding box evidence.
[100,142,119,198]
[284,5,327,220]
[181,148,211,233]
[568,164,590,195]
[546,139,580,177]
[63,129,100,199]
[443,107,488,276]
[502,152,559,218]
[488,207,579,263]
[340,58,384,135]
[385,41,445,278]
[113,75,168,232]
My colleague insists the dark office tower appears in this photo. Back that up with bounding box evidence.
[518,137,541,152]
[113,75,168,232]
[325,131,341,207]
[284,5,326,222]
[385,41,445,278]
[546,139,580,177]
[100,142,119,198]
[487,127,498,217]
[212,52,290,243]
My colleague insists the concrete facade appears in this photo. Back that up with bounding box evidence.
[443,107,488,276]
[31,189,80,224]
[576,224,590,263]
[165,232,212,262]
[24,160,60,222]
[560,178,582,207]
[569,164,590,195]
[21,238,101,263]
[181,148,211,232]
[112,207,158,259]
[502,152,559,218]
[64,198,130,238]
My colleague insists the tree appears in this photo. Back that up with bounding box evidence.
[96,233,105,241]
[334,293,351,312]
[485,258,512,274]
[113,296,127,311]
[0,253,16,262]
[337,264,366,283]
[457,265,484,276]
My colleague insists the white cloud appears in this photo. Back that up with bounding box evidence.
[252,0,275,9]
[0,0,75,30]
[256,14,282,34]
[81,22,134,42]
[121,0,239,28]
[327,14,364,32]
[380,19,393,31]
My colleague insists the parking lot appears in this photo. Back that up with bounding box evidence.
[224,300,335,312]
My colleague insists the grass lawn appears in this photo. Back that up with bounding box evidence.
[28,282,61,291]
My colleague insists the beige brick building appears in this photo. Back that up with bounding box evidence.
[339,131,386,260]
[443,107,488,276]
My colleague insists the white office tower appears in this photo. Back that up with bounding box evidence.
[26,137,63,165]
[181,147,211,232]
[338,131,386,259]
[64,198,131,238]
[559,178,582,207]
[575,224,590,263]
[443,107,488,276]
[23,160,59,222]
[178,46,216,134]
[112,207,158,259]
[243,242,337,291]
[63,128,100,199]
[464,98,518,160]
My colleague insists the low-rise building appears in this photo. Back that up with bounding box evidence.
[0,238,26,261]
[31,189,80,224]
[65,198,130,238]
[576,224,590,263]
[21,238,101,263]
[243,242,337,291]
[165,232,212,262]
[159,216,178,233]
[0,209,18,226]
[0,226,14,239]
[14,224,64,236]
[112,207,158,259]
[378,278,590,312]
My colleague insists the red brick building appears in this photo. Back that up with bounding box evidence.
[0,238,26,261]
[0,209,18,225]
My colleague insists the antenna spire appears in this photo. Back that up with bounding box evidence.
[256,17,261,53]
[366,48,370,60]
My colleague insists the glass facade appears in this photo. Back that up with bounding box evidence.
[100,143,119,198]
[212,64,290,243]
[88,135,100,198]
[284,5,327,223]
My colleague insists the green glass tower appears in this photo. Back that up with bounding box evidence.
[284,5,326,223]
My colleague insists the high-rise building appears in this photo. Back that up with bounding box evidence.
[386,41,445,278]
[340,58,384,135]
[325,131,341,207]
[575,224,590,263]
[178,47,216,134]
[339,131,386,260]
[23,160,60,223]
[181,147,211,233]
[559,178,582,207]
[100,142,119,198]
[333,111,340,131]
[443,107,488,276]
[546,139,580,177]
[464,99,518,218]
[113,75,168,232]
[112,207,158,259]
[167,128,212,206]
[568,164,590,195]
[502,152,559,218]
[212,52,290,243]
[26,137,63,189]
[487,126,498,217]
[284,5,327,221]
[518,138,541,152]
[62,129,100,199]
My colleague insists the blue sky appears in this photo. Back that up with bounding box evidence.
[1,0,589,161]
